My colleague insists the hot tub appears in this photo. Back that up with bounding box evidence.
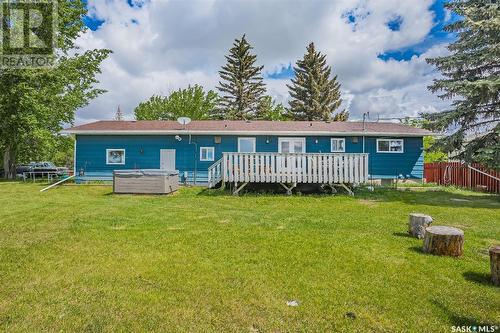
[113,169,179,194]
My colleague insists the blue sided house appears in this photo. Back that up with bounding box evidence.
[63,120,431,190]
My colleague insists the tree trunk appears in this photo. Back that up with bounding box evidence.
[490,246,500,286]
[3,145,15,179]
[423,226,464,257]
[408,213,433,239]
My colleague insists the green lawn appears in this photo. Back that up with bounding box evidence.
[0,182,499,332]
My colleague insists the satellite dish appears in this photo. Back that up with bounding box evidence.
[177,117,192,126]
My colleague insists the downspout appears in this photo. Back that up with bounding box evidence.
[362,112,369,154]
[189,134,197,185]
[73,135,77,176]
[362,112,368,184]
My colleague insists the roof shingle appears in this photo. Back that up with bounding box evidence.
[63,120,432,136]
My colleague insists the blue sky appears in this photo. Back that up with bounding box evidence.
[83,0,456,73]
[76,0,456,123]
[264,0,457,78]
[378,0,458,61]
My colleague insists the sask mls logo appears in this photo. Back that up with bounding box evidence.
[452,325,499,333]
[0,0,57,68]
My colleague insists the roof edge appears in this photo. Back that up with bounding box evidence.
[62,129,433,137]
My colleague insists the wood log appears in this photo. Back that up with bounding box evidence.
[423,226,464,257]
[490,246,500,286]
[408,213,433,239]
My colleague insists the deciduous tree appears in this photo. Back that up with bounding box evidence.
[0,0,110,178]
[135,85,218,121]
[255,96,289,121]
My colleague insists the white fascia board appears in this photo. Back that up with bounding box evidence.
[62,129,432,137]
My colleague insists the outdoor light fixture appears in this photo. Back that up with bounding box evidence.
[265,136,270,144]
[175,135,182,141]
[314,139,319,144]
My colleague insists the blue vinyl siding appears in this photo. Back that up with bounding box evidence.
[76,134,424,181]
[364,137,423,179]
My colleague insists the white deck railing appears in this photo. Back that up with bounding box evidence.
[207,157,224,187]
[208,152,369,188]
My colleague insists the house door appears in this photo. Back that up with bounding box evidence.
[278,138,306,175]
[160,149,176,170]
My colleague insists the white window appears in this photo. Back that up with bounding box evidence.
[377,139,404,153]
[331,138,345,152]
[278,137,306,153]
[238,137,256,153]
[200,147,215,161]
[106,149,125,165]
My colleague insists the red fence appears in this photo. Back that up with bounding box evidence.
[424,162,500,194]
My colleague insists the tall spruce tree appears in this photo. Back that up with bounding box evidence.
[216,35,266,120]
[424,0,499,169]
[287,42,344,121]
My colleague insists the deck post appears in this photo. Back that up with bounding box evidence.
[338,183,354,196]
[233,182,248,196]
[280,182,297,195]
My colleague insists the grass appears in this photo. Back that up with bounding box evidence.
[0,182,499,332]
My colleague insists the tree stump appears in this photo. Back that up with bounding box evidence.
[408,213,433,239]
[489,246,500,286]
[423,226,464,257]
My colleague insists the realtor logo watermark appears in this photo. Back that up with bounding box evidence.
[0,0,57,68]
[451,325,499,332]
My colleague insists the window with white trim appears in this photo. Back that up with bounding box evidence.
[200,147,215,161]
[238,137,256,153]
[278,137,306,153]
[106,149,125,165]
[377,139,404,153]
[331,138,345,152]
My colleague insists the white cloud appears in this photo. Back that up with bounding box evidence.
[75,0,451,123]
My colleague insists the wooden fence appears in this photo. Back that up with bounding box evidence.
[424,162,500,194]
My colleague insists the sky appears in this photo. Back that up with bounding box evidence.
[76,0,458,124]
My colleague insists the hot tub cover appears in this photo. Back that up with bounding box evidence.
[113,169,179,177]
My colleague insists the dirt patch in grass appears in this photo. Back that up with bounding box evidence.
[357,199,381,207]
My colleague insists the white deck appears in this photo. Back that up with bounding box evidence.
[208,152,369,192]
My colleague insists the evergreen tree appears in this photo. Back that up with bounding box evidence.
[287,42,344,121]
[216,35,266,120]
[424,0,499,169]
